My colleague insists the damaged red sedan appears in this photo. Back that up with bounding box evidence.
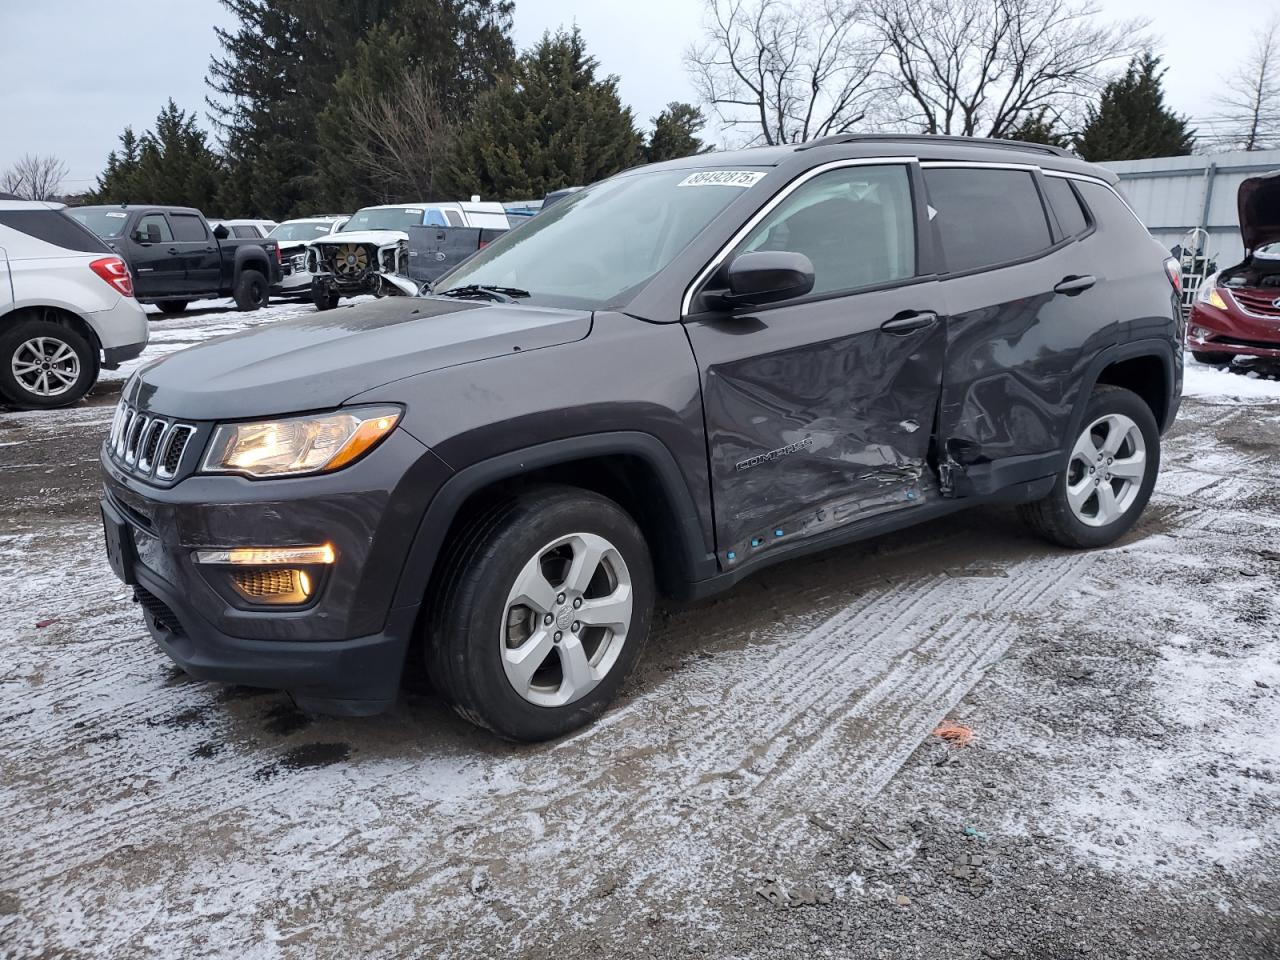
[1188,171,1280,363]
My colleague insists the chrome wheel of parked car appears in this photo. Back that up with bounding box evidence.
[11,335,81,397]
[501,532,633,707]
[1065,413,1146,527]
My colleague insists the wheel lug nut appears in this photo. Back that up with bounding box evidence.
[543,613,554,625]
[553,631,562,642]
[556,593,566,604]
[572,621,581,632]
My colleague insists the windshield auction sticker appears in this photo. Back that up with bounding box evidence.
[677,171,766,188]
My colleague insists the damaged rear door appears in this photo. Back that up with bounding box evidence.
[684,160,945,564]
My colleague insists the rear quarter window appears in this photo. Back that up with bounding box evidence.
[0,210,112,253]
[1044,176,1090,237]
[924,167,1053,273]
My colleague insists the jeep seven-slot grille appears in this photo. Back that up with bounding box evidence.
[108,399,196,482]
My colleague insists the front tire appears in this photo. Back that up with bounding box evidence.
[155,301,189,315]
[1020,385,1160,549]
[1191,350,1234,366]
[0,318,97,410]
[426,486,654,741]
[233,269,269,311]
[312,283,340,311]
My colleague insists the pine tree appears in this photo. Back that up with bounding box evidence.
[207,0,513,217]
[645,102,710,162]
[1006,108,1070,149]
[94,102,225,209]
[442,28,644,198]
[1075,53,1196,161]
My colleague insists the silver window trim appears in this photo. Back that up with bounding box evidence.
[919,160,1040,171]
[680,156,917,317]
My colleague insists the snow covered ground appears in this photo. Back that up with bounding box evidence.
[0,304,1277,958]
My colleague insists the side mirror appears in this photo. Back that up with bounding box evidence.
[212,224,230,240]
[133,224,160,244]
[718,251,815,309]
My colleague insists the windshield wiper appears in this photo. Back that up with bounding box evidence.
[436,284,532,303]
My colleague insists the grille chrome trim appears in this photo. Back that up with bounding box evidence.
[108,399,197,483]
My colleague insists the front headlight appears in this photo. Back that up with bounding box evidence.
[201,406,401,478]
[1196,272,1226,309]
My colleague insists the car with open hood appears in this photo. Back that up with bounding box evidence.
[100,135,1182,741]
[1187,171,1280,363]
[305,202,510,308]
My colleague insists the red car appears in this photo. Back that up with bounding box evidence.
[1187,171,1280,363]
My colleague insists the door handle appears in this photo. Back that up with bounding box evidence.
[880,310,939,335]
[1054,274,1096,296]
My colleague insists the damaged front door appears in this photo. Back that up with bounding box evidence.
[684,161,945,565]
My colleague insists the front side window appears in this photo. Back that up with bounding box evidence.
[734,164,916,296]
[423,210,448,227]
[436,167,765,309]
[924,167,1052,272]
[170,213,208,242]
[137,213,174,242]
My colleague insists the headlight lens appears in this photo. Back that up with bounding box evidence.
[1196,272,1225,308]
[201,406,401,478]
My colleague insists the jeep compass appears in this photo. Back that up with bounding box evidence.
[100,135,1183,741]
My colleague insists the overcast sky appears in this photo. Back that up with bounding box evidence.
[0,0,1257,191]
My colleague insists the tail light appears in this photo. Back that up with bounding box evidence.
[1164,257,1182,296]
[274,244,282,264]
[90,257,134,297]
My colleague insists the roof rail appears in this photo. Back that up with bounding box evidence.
[796,133,1075,159]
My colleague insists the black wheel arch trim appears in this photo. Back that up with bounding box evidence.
[1065,336,1179,461]
[390,431,718,610]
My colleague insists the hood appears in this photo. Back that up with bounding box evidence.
[311,229,407,249]
[1238,171,1280,253]
[129,297,592,421]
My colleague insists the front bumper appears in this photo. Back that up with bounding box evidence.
[1187,301,1280,358]
[99,426,452,713]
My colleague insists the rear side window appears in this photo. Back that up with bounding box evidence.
[232,224,260,238]
[170,213,208,242]
[444,210,465,227]
[1044,176,1090,237]
[924,168,1052,272]
[0,210,111,253]
[737,164,917,295]
[1074,181,1150,239]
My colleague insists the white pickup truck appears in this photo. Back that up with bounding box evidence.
[306,202,510,309]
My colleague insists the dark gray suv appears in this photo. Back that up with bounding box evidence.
[100,135,1183,741]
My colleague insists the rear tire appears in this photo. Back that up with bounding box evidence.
[426,486,654,742]
[233,269,269,311]
[0,318,97,410]
[1191,350,1234,366]
[156,301,188,315]
[1019,385,1160,549]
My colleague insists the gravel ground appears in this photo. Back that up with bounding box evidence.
[1,300,1278,959]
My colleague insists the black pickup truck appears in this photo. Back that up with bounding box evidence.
[70,205,280,313]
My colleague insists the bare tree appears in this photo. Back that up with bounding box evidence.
[0,153,70,200]
[1213,17,1280,151]
[345,70,453,201]
[686,0,888,146]
[868,0,1146,140]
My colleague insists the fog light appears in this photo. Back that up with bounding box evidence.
[227,567,314,605]
[193,544,335,565]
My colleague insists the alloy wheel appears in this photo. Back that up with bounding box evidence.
[500,532,633,707]
[1065,412,1146,527]
[11,336,80,398]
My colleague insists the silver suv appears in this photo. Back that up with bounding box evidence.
[0,197,149,409]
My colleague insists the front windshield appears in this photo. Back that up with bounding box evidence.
[68,208,130,239]
[270,221,336,241]
[342,208,425,232]
[435,167,765,309]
